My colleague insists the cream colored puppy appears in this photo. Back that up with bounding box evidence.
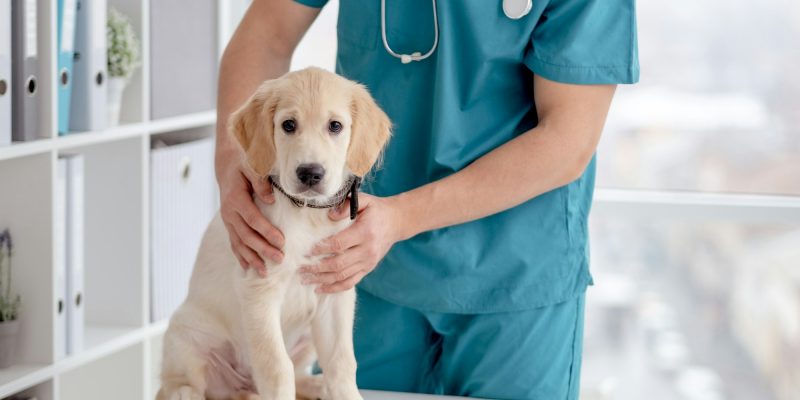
[157,68,391,400]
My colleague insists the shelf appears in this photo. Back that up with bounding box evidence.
[57,123,148,151]
[145,319,169,338]
[0,140,53,162]
[149,110,216,136]
[0,364,53,399]
[57,325,143,373]
[0,111,217,162]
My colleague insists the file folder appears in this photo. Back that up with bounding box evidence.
[70,0,107,132]
[57,0,78,135]
[11,0,41,142]
[64,154,85,354]
[55,158,68,360]
[0,0,11,145]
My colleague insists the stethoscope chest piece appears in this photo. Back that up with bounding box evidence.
[503,0,532,19]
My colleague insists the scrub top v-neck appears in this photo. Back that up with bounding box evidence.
[295,0,639,313]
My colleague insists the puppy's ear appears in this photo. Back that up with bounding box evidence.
[347,84,392,177]
[228,80,280,177]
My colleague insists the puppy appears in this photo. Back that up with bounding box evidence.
[157,67,391,400]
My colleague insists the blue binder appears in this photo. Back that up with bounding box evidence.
[57,0,78,135]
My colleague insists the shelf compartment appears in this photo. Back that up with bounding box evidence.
[57,137,146,333]
[0,153,55,366]
[107,0,148,125]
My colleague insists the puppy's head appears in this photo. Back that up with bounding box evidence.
[229,67,391,201]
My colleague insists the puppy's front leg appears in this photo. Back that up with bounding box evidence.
[239,274,295,400]
[312,289,362,400]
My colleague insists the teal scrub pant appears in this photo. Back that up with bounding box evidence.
[353,288,586,400]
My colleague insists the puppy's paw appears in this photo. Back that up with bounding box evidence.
[296,374,328,400]
[162,385,203,400]
[326,382,361,400]
[233,392,261,400]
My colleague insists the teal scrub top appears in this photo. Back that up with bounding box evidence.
[295,0,639,313]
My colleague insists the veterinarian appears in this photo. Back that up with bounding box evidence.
[215,0,638,398]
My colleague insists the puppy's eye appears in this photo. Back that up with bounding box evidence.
[282,119,297,134]
[329,121,343,134]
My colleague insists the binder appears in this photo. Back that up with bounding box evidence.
[69,0,107,132]
[0,0,11,145]
[64,154,85,354]
[57,0,79,135]
[55,158,68,360]
[11,0,41,142]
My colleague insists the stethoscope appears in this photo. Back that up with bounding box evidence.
[381,0,533,64]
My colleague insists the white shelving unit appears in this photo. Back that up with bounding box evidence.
[0,1,248,399]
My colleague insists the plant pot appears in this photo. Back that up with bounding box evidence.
[0,319,20,368]
[107,77,129,127]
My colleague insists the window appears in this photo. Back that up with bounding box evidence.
[589,1,800,399]
[600,0,800,195]
[584,217,798,400]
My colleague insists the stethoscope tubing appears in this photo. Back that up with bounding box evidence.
[381,0,439,63]
[380,0,532,64]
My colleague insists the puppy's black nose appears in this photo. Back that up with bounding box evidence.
[296,163,325,186]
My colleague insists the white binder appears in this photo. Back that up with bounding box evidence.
[65,154,85,354]
[69,0,107,131]
[11,0,41,141]
[0,0,11,145]
[55,158,69,360]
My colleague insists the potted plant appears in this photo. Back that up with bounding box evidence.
[106,8,141,127]
[0,229,21,368]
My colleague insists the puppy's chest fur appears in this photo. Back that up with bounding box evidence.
[256,196,351,325]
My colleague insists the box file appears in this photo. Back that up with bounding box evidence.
[64,154,85,354]
[70,0,107,132]
[57,0,79,135]
[0,0,11,145]
[11,0,41,142]
[150,137,216,321]
[55,158,69,360]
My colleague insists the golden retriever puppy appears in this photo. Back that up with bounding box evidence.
[157,67,391,400]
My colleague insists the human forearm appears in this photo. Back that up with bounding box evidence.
[390,123,593,240]
[390,77,616,241]
[215,41,289,178]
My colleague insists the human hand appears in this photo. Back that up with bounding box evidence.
[299,194,405,293]
[218,159,285,277]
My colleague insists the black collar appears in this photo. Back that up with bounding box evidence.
[267,175,362,220]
